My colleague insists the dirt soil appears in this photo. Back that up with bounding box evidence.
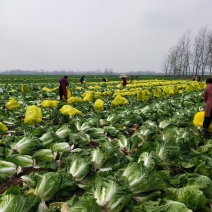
[122,125,140,136]
[0,167,86,197]
[0,167,45,194]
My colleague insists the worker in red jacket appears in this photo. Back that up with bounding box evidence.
[202,78,212,138]
[59,76,69,100]
[122,74,127,88]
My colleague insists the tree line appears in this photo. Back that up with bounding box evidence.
[162,27,212,78]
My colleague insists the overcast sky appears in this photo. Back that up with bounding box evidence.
[1,0,212,73]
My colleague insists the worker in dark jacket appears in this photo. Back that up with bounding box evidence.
[80,76,85,84]
[59,76,69,100]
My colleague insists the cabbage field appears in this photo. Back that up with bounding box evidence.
[0,75,212,212]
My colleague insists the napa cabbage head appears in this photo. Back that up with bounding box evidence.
[91,147,111,170]
[138,152,156,170]
[55,124,72,138]
[51,142,72,152]
[39,130,57,147]
[33,172,62,201]
[0,160,17,176]
[6,154,33,168]
[32,149,54,162]
[68,154,90,182]
[117,134,131,152]
[11,135,41,154]
[93,177,133,211]
[155,137,180,164]
[85,127,105,139]
[122,162,166,194]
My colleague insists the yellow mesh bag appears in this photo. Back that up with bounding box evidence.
[41,87,52,92]
[111,95,129,107]
[67,89,72,98]
[51,87,59,92]
[40,100,59,108]
[24,105,42,125]
[117,83,123,88]
[6,98,20,110]
[193,111,212,132]
[67,97,83,104]
[21,84,30,93]
[83,91,94,102]
[60,105,83,117]
[0,122,8,132]
[153,88,162,98]
[94,99,104,111]
[137,90,151,102]
[102,91,112,96]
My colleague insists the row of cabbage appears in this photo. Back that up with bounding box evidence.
[0,79,211,211]
[1,80,205,122]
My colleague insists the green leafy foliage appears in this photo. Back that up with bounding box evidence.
[0,78,210,211]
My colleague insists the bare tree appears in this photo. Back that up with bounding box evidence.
[162,30,192,77]
[200,28,211,77]
[191,27,211,77]
[192,34,202,75]
[178,30,192,76]
[161,55,170,76]
[164,27,212,78]
[206,30,212,77]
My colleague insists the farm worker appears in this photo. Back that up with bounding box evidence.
[192,74,197,81]
[121,74,127,88]
[59,76,69,100]
[202,78,212,138]
[130,76,135,84]
[80,76,86,84]
[192,74,201,82]
[103,77,107,82]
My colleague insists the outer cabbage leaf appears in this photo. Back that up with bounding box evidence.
[23,194,41,212]
[166,185,208,210]
[133,191,161,204]
[142,199,192,212]
[187,173,212,198]
[103,125,119,137]
[0,194,26,212]
[60,194,101,212]
[69,132,90,146]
